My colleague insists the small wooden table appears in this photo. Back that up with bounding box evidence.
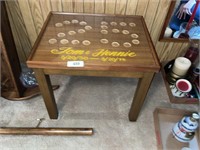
[27,12,160,121]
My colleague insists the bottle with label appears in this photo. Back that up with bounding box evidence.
[172,113,199,143]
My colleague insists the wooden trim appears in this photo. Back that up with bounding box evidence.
[159,1,175,41]
[160,38,189,43]
[1,1,26,97]
[141,16,161,69]
[0,127,93,135]
[158,0,189,42]
[153,108,163,150]
[44,69,144,78]
[27,11,53,61]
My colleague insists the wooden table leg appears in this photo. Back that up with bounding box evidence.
[128,72,155,121]
[33,69,58,119]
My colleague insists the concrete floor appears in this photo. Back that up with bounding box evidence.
[0,73,198,150]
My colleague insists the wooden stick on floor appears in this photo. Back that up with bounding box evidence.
[0,127,93,135]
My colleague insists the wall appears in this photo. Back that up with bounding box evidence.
[5,0,188,63]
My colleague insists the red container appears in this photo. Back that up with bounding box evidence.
[184,39,199,63]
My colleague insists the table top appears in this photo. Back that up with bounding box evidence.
[27,12,160,72]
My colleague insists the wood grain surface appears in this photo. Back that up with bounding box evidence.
[125,0,138,15]
[136,0,148,16]
[17,0,38,47]
[5,1,32,62]
[94,0,105,14]
[6,0,189,63]
[27,12,160,72]
[62,0,73,12]
[50,0,62,11]
[39,0,52,20]
[150,0,171,44]
[73,0,84,13]
[105,0,116,14]
[115,0,127,15]
[84,0,95,13]
[144,0,160,31]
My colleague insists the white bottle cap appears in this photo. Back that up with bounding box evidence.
[192,113,200,120]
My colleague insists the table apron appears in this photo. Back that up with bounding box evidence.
[43,69,149,78]
[33,68,155,121]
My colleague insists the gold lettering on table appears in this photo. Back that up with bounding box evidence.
[101,57,126,62]
[85,51,90,55]
[51,47,85,55]
[92,49,136,57]
[50,47,137,62]
[61,55,89,61]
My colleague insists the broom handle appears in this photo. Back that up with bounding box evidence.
[185,0,200,32]
[0,127,93,135]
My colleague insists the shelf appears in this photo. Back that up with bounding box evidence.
[153,107,199,150]
[161,62,198,104]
